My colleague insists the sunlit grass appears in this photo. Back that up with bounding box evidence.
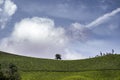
[21,70,120,80]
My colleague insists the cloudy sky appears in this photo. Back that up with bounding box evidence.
[0,0,120,60]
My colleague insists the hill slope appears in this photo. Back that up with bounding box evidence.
[0,51,120,72]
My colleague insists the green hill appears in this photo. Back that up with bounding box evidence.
[0,51,120,71]
[1,51,120,80]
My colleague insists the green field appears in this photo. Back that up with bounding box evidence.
[0,51,120,80]
[21,70,120,80]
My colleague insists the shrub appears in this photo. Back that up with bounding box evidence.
[0,63,21,80]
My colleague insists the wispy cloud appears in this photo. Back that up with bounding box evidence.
[0,0,17,29]
[86,8,120,28]
[66,8,120,42]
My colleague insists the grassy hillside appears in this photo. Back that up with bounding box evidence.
[0,51,120,71]
[1,51,120,80]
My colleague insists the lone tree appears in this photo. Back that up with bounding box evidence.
[55,54,61,60]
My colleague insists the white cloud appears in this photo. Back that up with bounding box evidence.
[0,17,69,59]
[86,8,120,28]
[4,0,17,16]
[0,17,89,60]
[0,0,17,29]
[12,17,67,45]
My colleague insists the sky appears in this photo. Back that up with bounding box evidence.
[0,0,120,60]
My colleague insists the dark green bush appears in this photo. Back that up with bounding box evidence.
[0,64,4,79]
[0,63,21,80]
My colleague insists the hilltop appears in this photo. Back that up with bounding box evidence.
[0,51,120,72]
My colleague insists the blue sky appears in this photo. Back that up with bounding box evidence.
[0,0,120,59]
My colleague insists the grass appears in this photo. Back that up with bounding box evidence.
[21,70,120,80]
[0,51,120,80]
